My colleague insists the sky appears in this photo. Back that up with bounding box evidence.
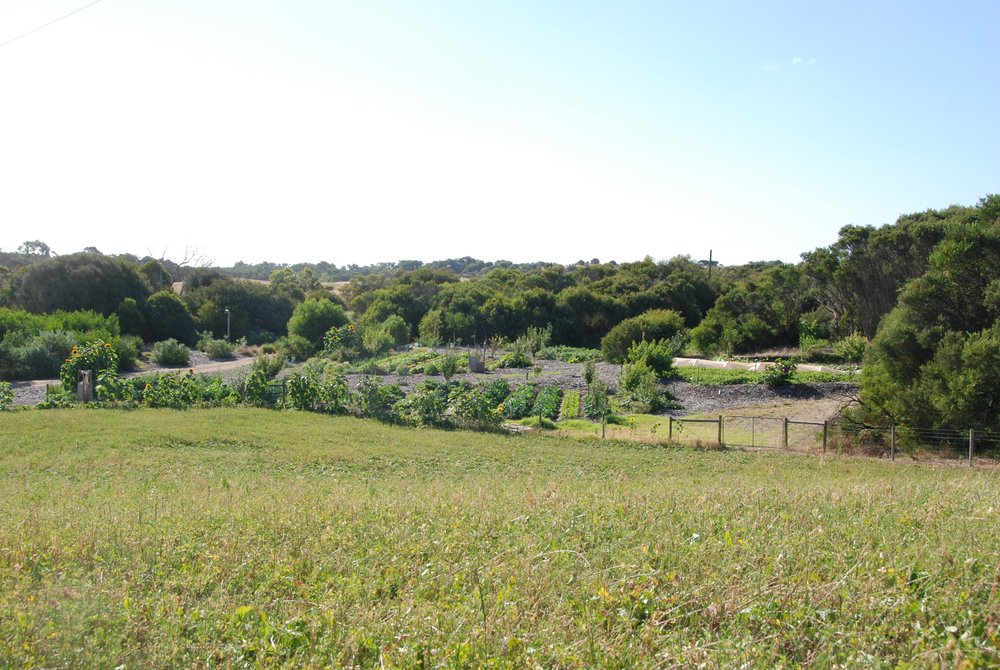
[1,1,998,269]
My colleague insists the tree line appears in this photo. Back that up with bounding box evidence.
[2,194,998,430]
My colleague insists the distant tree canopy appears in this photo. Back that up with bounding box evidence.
[861,205,1000,431]
[182,274,295,344]
[5,195,1000,432]
[801,200,993,339]
[12,253,151,315]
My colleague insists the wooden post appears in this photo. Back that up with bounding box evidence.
[822,421,828,454]
[890,425,895,461]
[969,429,974,466]
[782,418,789,449]
[601,417,606,440]
[717,415,723,446]
[751,416,756,448]
[668,417,673,442]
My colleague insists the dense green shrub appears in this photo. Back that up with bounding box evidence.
[0,308,119,341]
[601,309,686,363]
[115,335,143,371]
[482,378,511,407]
[115,298,146,336]
[502,384,536,419]
[762,359,797,388]
[324,323,362,361]
[531,385,563,420]
[287,298,349,352]
[145,291,197,345]
[12,253,151,315]
[251,353,285,379]
[617,361,669,412]
[625,338,677,378]
[833,332,867,363]
[151,339,190,366]
[198,335,236,360]
[449,385,504,431]
[402,380,449,427]
[355,376,405,422]
[0,381,12,409]
[382,314,410,348]
[275,334,312,362]
[439,353,460,380]
[536,346,602,363]
[496,351,531,368]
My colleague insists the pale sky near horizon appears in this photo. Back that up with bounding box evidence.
[1,1,997,268]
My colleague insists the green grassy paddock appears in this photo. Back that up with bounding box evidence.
[1,408,997,667]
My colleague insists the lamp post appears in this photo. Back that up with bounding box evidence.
[224,308,231,341]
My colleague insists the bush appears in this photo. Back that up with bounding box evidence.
[145,291,197,345]
[439,353,460,380]
[833,332,868,363]
[424,361,440,376]
[115,335,143,371]
[617,361,669,412]
[536,346,602,363]
[482,378,511,407]
[799,333,829,360]
[626,338,677,378]
[151,339,190,366]
[251,353,285,379]
[583,359,597,386]
[502,384,536,419]
[601,309,686,363]
[355,376,405,422]
[275,334,311,362]
[531,385,563,420]
[449,385,504,431]
[198,335,235,360]
[762,359,797,388]
[0,381,12,409]
[287,298,349,353]
[496,351,532,368]
[383,314,410,348]
[402,381,449,427]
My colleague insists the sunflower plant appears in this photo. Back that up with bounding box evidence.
[60,340,119,392]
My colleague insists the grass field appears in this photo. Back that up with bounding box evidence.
[1,409,998,667]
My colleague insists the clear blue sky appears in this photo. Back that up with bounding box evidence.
[1,1,997,267]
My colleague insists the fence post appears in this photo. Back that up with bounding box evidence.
[717,415,723,446]
[668,417,673,442]
[783,418,788,449]
[890,425,895,462]
[822,421,828,454]
[969,429,974,466]
[751,416,755,448]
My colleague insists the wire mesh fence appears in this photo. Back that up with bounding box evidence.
[665,414,995,465]
[720,416,784,449]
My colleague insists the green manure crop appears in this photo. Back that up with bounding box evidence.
[0,409,997,667]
